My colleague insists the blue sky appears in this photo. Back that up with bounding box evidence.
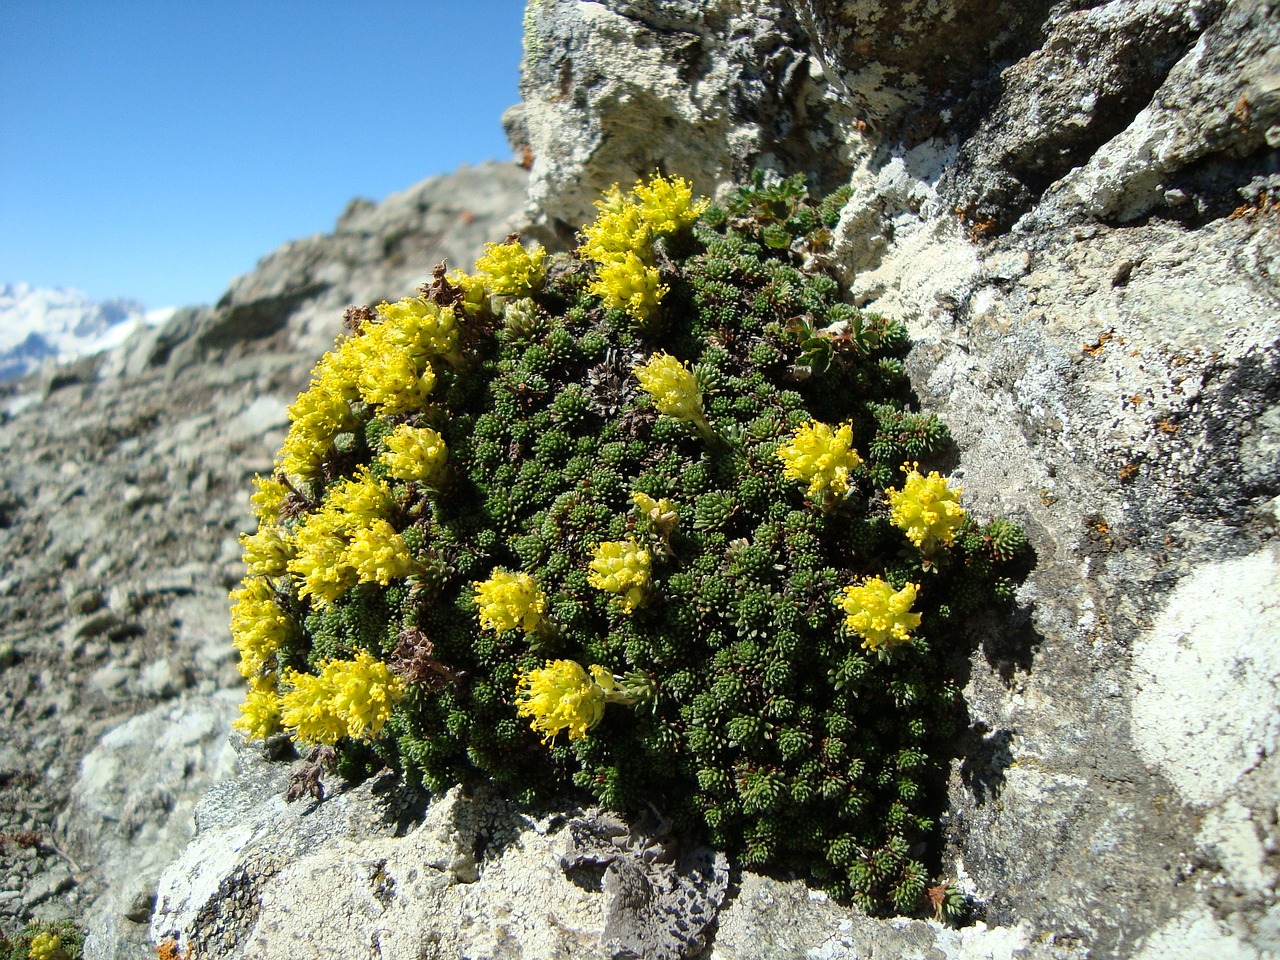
[0,2,525,309]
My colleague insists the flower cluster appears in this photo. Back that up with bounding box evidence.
[380,423,448,485]
[288,470,414,607]
[887,464,966,552]
[250,473,289,525]
[229,578,291,682]
[240,524,294,578]
[777,420,863,503]
[634,353,703,421]
[633,352,722,443]
[474,238,548,297]
[228,172,1030,915]
[276,299,458,480]
[588,539,651,613]
[631,174,707,234]
[472,569,548,634]
[632,491,678,536]
[837,577,922,652]
[580,173,705,323]
[280,651,404,745]
[27,931,67,960]
[514,659,618,743]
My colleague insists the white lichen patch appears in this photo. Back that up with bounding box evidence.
[1130,547,1280,807]
[1132,902,1274,960]
[1197,797,1275,893]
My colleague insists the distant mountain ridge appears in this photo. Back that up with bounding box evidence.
[0,281,174,381]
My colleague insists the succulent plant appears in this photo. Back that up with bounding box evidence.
[231,173,1029,914]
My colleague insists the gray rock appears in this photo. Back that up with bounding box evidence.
[518,0,849,241]
[70,694,240,960]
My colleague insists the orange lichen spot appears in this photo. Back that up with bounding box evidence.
[1083,330,1115,356]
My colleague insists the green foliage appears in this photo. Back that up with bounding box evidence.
[237,174,1030,917]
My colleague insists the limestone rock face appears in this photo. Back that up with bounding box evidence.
[518,0,854,242]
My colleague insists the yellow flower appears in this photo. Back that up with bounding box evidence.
[887,464,966,553]
[837,577,922,652]
[229,578,292,680]
[280,651,404,745]
[233,679,283,742]
[380,424,448,484]
[631,173,707,234]
[472,569,548,634]
[579,175,707,324]
[588,539,651,613]
[580,186,651,265]
[290,509,356,606]
[587,250,667,322]
[347,325,437,414]
[446,268,490,314]
[325,468,395,520]
[250,473,289,525]
[373,296,459,363]
[515,659,611,743]
[240,525,295,578]
[632,491,678,536]
[633,353,704,423]
[287,470,413,607]
[27,931,67,960]
[777,420,862,502]
[346,518,416,585]
[278,373,359,481]
[475,239,548,297]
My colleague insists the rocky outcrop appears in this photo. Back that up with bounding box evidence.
[515,0,854,244]
[7,0,1280,957]
[0,162,526,959]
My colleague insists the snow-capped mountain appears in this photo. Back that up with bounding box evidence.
[0,282,174,382]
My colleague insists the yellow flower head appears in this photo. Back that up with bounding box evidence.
[579,175,705,323]
[887,463,965,552]
[588,539,651,613]
[278,371,359,481]
[837,577,922,652]
[472,569,548,634]
[346,518,417,586]
[632,491,678,535]
[373,296,459,363]
[280,651,404,746]
[27,931,67,960]
[229,577,292,680]
[475,239,548,297]
[287,471,413,607]
[445,268,490,314]
[515,659,612,743]
[581,186,651,265]
[348,326,437,415]
[240,525,295,578]
[588,250,667,322]
[380,424,448,484]
[233,679,283,742]
[777,420,862,502]
[633,353,704,423]
[631,173,707,235]
[250,473,289,525]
